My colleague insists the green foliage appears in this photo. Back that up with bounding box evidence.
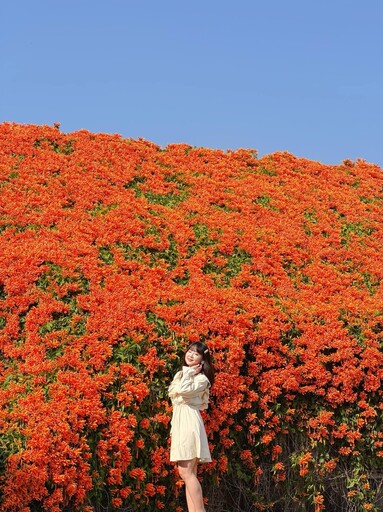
[34,137,75,154]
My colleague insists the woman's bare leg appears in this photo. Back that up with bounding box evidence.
[178,459,205,512]
[185,486,195,512]
[185,459,198,512]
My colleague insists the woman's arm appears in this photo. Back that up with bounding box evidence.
[170,366,209,397]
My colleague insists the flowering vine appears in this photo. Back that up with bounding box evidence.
[0,123,383,511]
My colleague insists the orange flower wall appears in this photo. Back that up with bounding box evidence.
[1,122,383,511]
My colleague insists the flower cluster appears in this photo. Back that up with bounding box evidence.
[0,123,383,510]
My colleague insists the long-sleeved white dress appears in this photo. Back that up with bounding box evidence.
[168,366,212,463]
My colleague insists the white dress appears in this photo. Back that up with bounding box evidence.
[168,366,212,463]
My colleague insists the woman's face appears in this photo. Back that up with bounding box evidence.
[185,347,203,366]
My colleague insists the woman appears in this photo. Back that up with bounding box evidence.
[168,342,214,512]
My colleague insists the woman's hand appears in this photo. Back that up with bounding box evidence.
[190,363,203,374]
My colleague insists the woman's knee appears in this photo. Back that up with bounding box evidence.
[177,460,196,481]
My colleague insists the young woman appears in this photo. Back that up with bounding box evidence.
[168,342,214,512]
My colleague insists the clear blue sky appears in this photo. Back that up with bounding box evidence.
[1,0,382,166]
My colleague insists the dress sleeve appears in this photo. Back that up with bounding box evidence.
[170,366,209,398]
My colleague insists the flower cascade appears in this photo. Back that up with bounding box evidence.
[0,123,383,511]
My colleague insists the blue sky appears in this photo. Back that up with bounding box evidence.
[1,0,382,166]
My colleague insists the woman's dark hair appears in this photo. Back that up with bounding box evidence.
[183,341,215,386]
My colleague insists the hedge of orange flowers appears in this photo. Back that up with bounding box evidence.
[1,122,383,511]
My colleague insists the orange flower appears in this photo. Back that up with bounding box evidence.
[120,487,132,499]
[314,493,325,512]
[323,459,337,471]
[135,438,144,449]
[129,468,146,481]
[144,483,156,497]
[1,123,383,511]
[140,418,150,429]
